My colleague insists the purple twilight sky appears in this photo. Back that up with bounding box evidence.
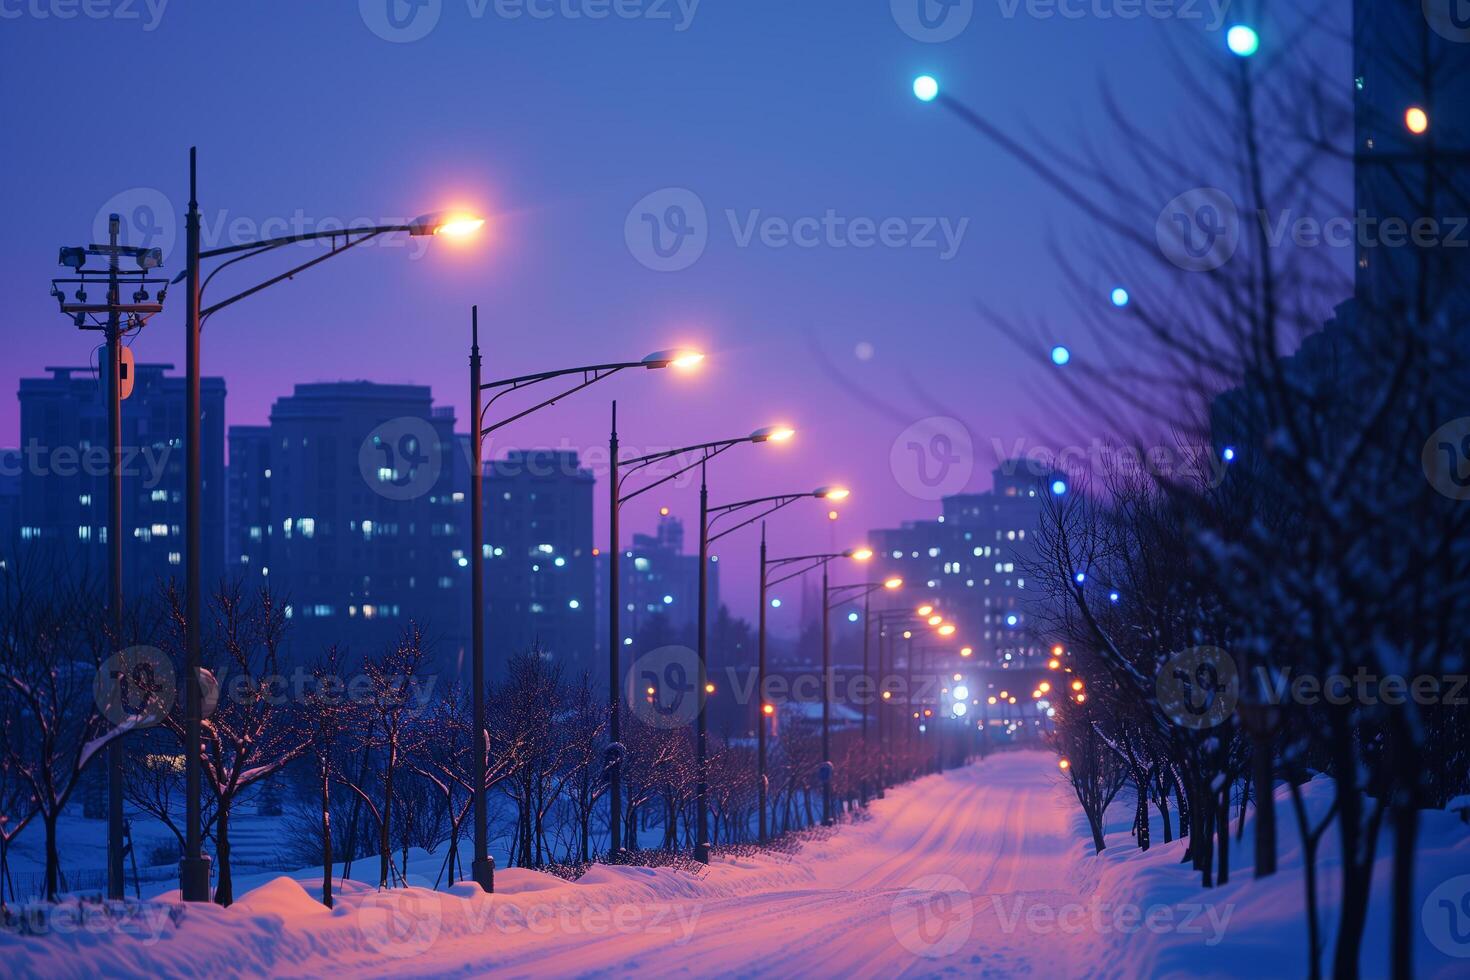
[1,1,1264,612]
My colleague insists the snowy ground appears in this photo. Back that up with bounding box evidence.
[5,751,1469,978]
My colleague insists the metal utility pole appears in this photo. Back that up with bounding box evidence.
[49,214,168,902]
[757,526,769,843]
[821,562,832,826]
[607,403,622,858]
[469,307,495,893]
[181,150,210,902]
[694,465,711,864]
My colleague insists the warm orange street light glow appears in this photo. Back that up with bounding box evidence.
[924,709,932,717]
[1031,690,1042,699]
[882,691,892,700]
[1406,106,1429,135]
[704,682,716,695]
[902,630,913,639]
[1059,759,1070,771]
[960,646,973,657]
[646,686,655,695]
[917,604,935,617]
[850,548,874,561]
[999,691,1009,699]
[828,511,839,521]
[753,425,795,443]
[643,349,705,370]
[659,506,670,516]
[818,486,851,501]
[938,624,956,636]
[1051,644,1065,657]
[987,696,997,705]
[1071,679,1084,692]
[884,577,903,590]
[1048,658,1061,670]
[1075,693,1087,703]
[927,614,943,626]
[432,215,485,237]
[1039,682,1051,693]
[762,703,775,715]
[1009,696,1018,704]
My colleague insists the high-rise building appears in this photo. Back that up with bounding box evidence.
[483,449,596,679]
[616,513,718,650]
[15,363,225,594]
[230,382,466,667]
[0,449,20,565]
[870,462,1055,670]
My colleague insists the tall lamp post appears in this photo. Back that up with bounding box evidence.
[49,219,167,900]
[177,148,483,901]
[760,547,872,828]
[469,325,702,888]
[825,578,903,802]
[692,487,850,845]
[871,610,926,795]
[606,425,799,857]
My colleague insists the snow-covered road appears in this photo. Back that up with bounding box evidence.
[367,752,1089,978]
[13,748,1470,978]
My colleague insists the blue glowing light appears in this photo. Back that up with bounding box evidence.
[1050,345,1071,366]
[913,75,939,102]
[1227,24,1259,57]
[1110,287,1130,308]
[1051,479,1068,496]
[662,594,674,605]
[1074,572,1086,584]
[1223,446,1237,462]
[1006,614,1019,627]
[770,598,782,608]
[1109,591,1120,603]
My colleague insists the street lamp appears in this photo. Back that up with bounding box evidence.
[470,314,701,889]
[762,547,871,827]
[48,216,169,901]
[175,148,484,902]
[608,425,798,861]
[696,486,849,845]
[826,578,905,805]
